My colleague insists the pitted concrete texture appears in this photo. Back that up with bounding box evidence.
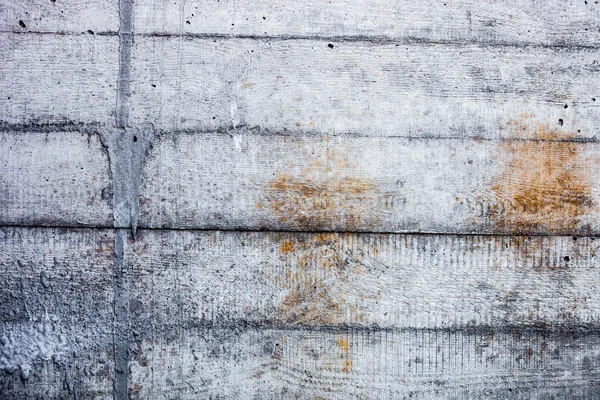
[2,1,600,398]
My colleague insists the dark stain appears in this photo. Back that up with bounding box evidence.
[133,341,148,367]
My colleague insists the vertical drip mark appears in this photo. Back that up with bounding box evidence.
[114,0,134,398]
[116,0,133,128]
[113,229,130,400]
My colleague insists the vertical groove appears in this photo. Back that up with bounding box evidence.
[114,0,134,398]
[116,0,133,128]
[113,229,130,399]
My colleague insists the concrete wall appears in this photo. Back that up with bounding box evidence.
[1,1,600,398]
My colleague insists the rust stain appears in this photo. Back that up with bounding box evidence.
[266,147,394,230]
[96,234,114,255]
[270,175,374,198]
[241,82,256,89]
[337,337,349,353]
[273,234,382,325]
[487,120,596,234]
[280,241,295,254]
[506,117,573,141]
[337,338,352,373]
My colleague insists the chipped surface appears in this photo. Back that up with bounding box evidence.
[0,228,115,398]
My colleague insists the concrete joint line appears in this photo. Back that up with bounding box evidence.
[113,1,137,399]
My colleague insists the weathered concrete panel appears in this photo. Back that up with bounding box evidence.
[4,0,600,398]
[0,228,115,399]
[128,230,600,330]
[0,131,113,227]
[139,133,600,235]
[129,326,600,399]
[0,0,118,33]
[130,37,600,137]
[133,0,600,48]
[0,33,118,125]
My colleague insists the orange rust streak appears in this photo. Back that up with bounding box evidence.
[489,121,595,234]
[263,147,389,231]
[267,174,379,230]
[269,174,375,197]
[342,360,353,373]
[337,338,352,373]
[337,338,350,353]
[280,241,295,254]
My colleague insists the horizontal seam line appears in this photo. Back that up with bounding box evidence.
[0,123,598,144]
[0,30,117,36]
[0,224,594,238]
[1,30,599,50]
[153,130,600,144]
[134,321,600,335]
[130,33,600,50]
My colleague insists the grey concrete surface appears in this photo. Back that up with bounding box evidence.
[1,1,600,398]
